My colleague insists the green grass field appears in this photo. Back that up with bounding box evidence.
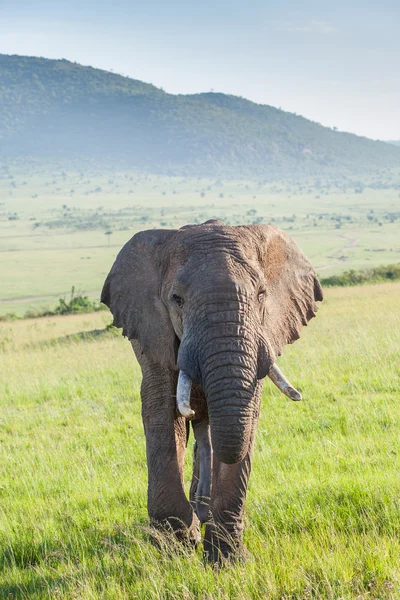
[1,282,399,599]
[1,164,400,316]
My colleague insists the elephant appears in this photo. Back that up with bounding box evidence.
[101,220,323,563]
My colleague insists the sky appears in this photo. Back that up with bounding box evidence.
[1,0,399,140]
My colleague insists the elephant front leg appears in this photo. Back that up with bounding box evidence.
[204,411,260,563]
[203,451,252,563]
[139,360,200,546]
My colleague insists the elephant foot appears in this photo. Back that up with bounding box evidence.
[149,513,201,551]
[203,523,247,565]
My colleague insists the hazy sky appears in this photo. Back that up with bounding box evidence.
[1,0,399,140]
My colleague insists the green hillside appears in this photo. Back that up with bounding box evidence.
[1,54,399,178]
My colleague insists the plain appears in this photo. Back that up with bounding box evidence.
[1,165,400,316]
[0,282,399,599]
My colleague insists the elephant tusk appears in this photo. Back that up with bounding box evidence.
[177,371,195,419]
[268,363,302,401]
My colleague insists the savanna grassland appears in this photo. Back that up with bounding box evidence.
[1,161,400,316]
[1,282,399,599]
[1,52,400,600]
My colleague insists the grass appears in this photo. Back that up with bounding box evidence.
[1,165,400,315]
[1,283,399,599]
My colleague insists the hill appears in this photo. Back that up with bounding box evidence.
[1,54,400,179]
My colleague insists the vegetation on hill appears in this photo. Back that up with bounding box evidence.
[320,263,400,286]
[1,54,400,178]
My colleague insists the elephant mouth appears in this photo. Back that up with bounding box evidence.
[176,363,301,421]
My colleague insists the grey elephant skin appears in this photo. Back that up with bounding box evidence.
[101,220,323,563]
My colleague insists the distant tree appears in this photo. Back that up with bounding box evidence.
[105,230,112,245]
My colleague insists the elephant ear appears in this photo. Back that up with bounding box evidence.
[252,224,323,358]
[101,229,178,368]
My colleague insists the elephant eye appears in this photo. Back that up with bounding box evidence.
[257,288,266,302]
[172,294,184,308]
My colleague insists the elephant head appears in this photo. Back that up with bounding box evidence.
[101,220,323,465]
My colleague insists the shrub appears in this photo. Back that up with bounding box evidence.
[0,313,19,322]
[21,287,107,319]
[320,264,400,287]
[53,287,104,315]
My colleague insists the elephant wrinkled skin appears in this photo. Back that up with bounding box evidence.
[101,220,323,562]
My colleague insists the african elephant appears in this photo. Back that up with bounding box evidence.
[101,220,323,562]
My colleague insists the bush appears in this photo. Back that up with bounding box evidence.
[53,287,104,315]
[0,312,19,322]
[320,264,400,287]
[22,287,106,319]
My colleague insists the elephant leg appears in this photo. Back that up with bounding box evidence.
[203,449,253,563]
[190,420,212,524]
[133,343,200,545]
[204,388,262,563]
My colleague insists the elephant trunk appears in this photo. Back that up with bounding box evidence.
[207,394,255,463]
[198,327,259,464]
[176,296,301,464]
[177,320,258,464]
[176,364,255,463]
